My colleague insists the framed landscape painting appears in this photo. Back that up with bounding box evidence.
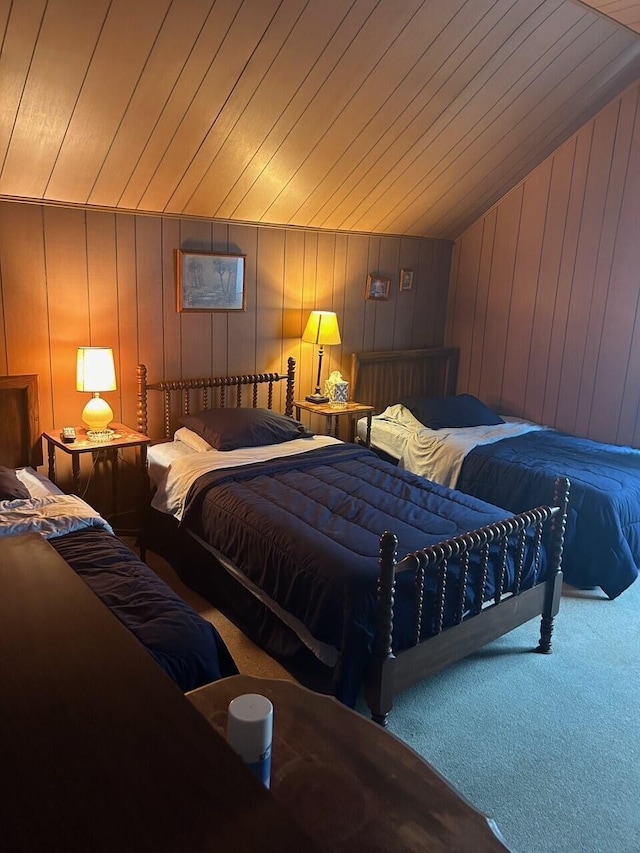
[176,249,246,312]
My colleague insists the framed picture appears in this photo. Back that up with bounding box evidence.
[176,249,246,313]
[365,274,391,301]
[399,268,414,291]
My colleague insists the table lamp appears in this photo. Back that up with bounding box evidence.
[302,310,341,403]
[76,346,117,440]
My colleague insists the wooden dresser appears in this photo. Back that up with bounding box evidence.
[189,674,512,852]
[0,533,317,853]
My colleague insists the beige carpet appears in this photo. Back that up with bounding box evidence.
[124,538,293,681]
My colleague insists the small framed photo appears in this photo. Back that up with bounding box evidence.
[365,274,391,301]
[399,268,414,291]
[176,249,246,312]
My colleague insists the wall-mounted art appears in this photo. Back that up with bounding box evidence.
[176,249,246,312]
[365,274,391,301]
[399,268,414,291]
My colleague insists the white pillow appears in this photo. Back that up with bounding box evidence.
[174,426,215,453]
[15,466,65,498]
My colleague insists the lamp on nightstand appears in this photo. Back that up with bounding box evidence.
[301,310,341,404]
[76,346,117,441]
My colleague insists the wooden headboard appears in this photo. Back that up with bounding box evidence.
[136,358,297,440]
[351,348,459,414]
[0,374,43,468]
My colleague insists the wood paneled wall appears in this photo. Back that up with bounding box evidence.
[446,80,640,447]
[0,201,451,448]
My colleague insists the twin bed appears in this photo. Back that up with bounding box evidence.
[0,374,237,693]
[352,348,640,600]
[137,358,568,725]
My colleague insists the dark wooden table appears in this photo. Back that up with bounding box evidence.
[0,534,317,853]
[189,674,512,852]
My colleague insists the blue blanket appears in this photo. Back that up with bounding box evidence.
[51,528,237,690]
[183,444,549,705]
[457,430,640,599]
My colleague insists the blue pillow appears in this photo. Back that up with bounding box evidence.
[399,394,504,430]
[179,407,312,451]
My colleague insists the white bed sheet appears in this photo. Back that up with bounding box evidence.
[402,418,547,488]
[358,406,547,488]
[147,439,196,488]
[15,466,64,498]
[0,493,113,539]
[357,415,411,461]
[357,403,428,460]
[151,434,342,521]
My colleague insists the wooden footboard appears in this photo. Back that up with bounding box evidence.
[366,476,570,726]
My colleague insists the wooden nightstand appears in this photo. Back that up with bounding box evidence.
[42,423,151,524]
[294,400,374,447]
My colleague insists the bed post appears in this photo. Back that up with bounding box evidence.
[137,364,148,436]
[366,532,404,727]
[537,476,570,654]
[284,357,295,417]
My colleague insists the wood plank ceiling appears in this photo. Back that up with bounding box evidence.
[578,0,640,34]
[0,0,638,240]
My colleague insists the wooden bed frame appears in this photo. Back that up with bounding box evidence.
[352,346,459,414]
[136,360,296,439]
[136,358,569,726]
[0,374,43,468]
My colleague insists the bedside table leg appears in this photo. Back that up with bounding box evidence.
[111,448,119,521]
[139,445,149,561]
[71,455,81,495]
[47,441,56,485]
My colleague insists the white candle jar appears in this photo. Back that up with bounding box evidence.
[226,693,273,788]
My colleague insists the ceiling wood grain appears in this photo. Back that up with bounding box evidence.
[0,0,638,239]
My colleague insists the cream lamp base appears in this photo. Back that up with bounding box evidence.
[82,393,114,440]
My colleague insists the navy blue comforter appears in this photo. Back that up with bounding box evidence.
[51,528,237,691]
[457,430,640,599]
[183,444,551,705]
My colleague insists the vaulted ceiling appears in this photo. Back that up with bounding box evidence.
[1,0,639,240]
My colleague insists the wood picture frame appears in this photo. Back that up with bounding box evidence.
[365,274,391,301]
[176,249,246,313]
[399,268,414,291]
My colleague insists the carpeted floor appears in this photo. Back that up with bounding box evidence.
[140,542,640,853]
[138,542,292,681]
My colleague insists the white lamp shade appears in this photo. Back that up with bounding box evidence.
[77,347,116,431]
[301,311,341,346]
[76,347,117,392]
